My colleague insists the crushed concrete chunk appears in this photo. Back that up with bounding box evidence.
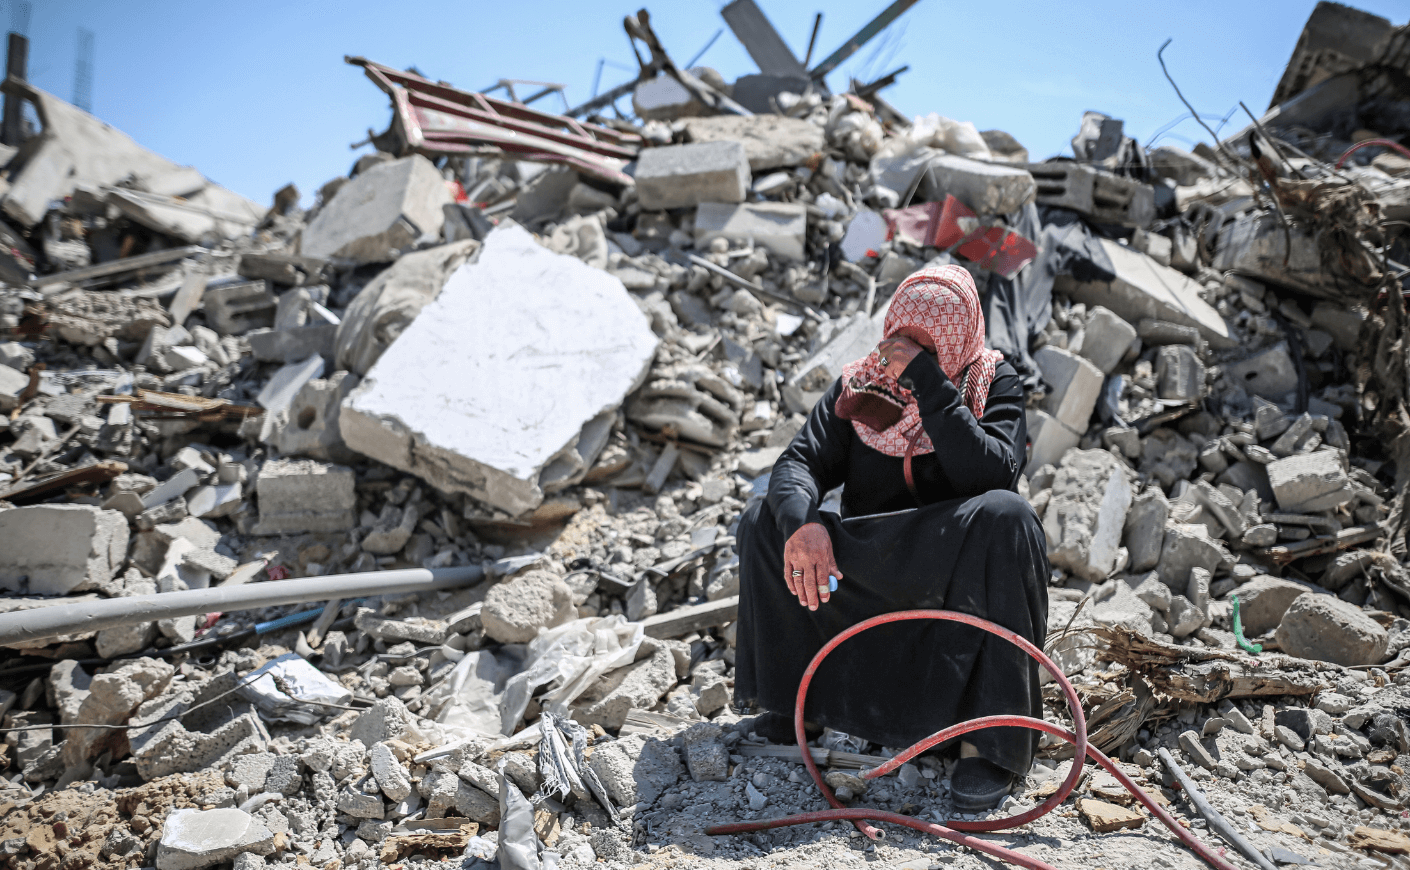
[0,505,128,595]
[301,155,452,263]
[635,141,750,210]
[155,808,275,870]
[1042,449,1131,582]
[481,571,576,643]
[1275,594,1389,666]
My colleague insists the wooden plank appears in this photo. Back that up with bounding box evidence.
[735,743,888,770]
[641,595,737,638]
[32,245,204,287]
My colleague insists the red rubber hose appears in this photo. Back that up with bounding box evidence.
[1335,138,1410,170]
[705,610,1241,870]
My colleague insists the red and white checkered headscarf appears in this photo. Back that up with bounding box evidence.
[836,265,1003,457]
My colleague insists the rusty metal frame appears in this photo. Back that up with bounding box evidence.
[347,57,642,186]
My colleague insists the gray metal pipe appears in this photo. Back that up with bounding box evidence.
[0,565,485,646]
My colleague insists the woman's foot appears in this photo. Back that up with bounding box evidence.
[950,756,1017,811]
[749,711,821,745]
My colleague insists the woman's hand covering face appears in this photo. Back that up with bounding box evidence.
[876,335,926,381]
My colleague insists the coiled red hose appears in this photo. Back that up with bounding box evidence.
[706,610,1240,870]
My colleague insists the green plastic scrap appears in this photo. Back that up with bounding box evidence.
[1231,593,1262,654]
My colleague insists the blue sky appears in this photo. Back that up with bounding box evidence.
[13,0,1410,205]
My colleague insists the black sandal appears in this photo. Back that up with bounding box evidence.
[749,711,822,745]
[950,756,1016,811]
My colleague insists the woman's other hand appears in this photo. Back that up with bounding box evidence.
[877,336,926,380]
[783,522,842,611]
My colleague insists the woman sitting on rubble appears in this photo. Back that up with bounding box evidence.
[733,265,1048,811]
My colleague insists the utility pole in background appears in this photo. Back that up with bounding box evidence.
[1,1,31,147]
[74,27,94,113]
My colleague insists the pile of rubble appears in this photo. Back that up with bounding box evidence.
[3,1,1410,868]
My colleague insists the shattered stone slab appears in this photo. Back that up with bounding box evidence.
[1033,346,1103,434]
[0,504,128,595]
[635,141,750,211]
[341,225,658,516]
[1266,450,1352,513]
[694,201,808,262]
[681,115,824,170]
[250,459,356,535]
[922,153,1035,215]
[301,155,453,264]
[1042,450,1132,582]
[156,808,275,870]
[1056,238,1233,348]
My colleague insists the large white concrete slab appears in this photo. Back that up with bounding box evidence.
[341,224,659,515]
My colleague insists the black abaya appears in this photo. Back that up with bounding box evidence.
[733,354,1050,775]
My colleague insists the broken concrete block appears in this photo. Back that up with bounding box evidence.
[251,459,356,535]
[202,278,275,336]
[694,201,808,261]
[360,502,418,555]
[1042,449,1132,582]
[370,742,412,803]
[1275,594,1389,666]
[571,641,679,731]
[1155,344,1204,400]
[1028,162,1155,227]
[635,141,749,211]
[1266,450,1352,513]
[129,672,268,781]
[256,354,325,414]
[681,721,729,782]
[1034,346,1103,434]
[1056,239,1232,348]
[1076,306,1136,375]
[301,155,452,263]
[1234,575,1311,636]
[337,787,385,819]
[156,808,276,870]
[922,153,1035,215]
[481,571,576,643]
[350,697,411,747]
[1225,342,1300,401]
[354,610,447,645]
[0,505,128,595]
[341,225,658,516]
[587,733,683,806]
[1123,487,1170,572]
[1024,409,1082,475]
[681,115,824,170]
[62,657,173,767]
[268,372,358,462]
[246,324,337,364]
[627,365,743,448]
[0,365,25,412]
[1156,523,1227,593]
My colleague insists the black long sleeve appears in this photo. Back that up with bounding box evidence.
[764,360,1027,540]
[899,353,1025,494]
[766,378,852,541]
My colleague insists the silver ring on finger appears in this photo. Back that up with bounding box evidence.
[791,570,804,577]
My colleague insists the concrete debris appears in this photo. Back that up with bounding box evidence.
[481,570,576,643]
[341,224,658,516]
[635,141,750,211]
[0,7,1408,867]
[300,155,452,264]
[155,808,276,870]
